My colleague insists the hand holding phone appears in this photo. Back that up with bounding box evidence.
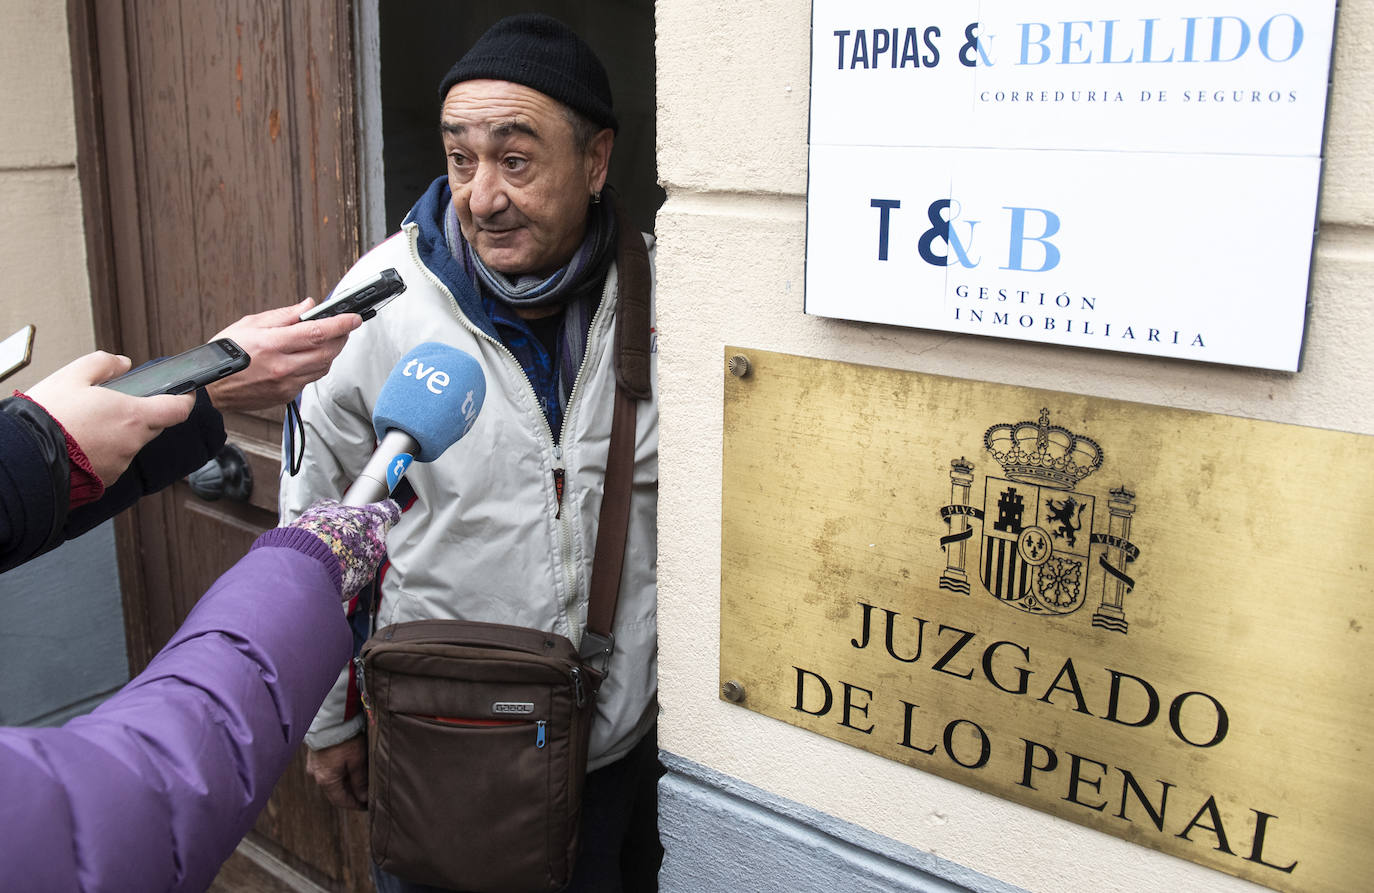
[300,268,406,322]
[100,338,251,397]
[26,351,197,485]
[205,298,360,413]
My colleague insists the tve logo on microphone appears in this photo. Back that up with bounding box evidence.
[401,354,480,436]
[402,357,451,394]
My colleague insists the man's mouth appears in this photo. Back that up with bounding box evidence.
[476,218,521,235]
[480,227,524,244]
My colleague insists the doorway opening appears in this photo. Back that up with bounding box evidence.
[358,1,662,249]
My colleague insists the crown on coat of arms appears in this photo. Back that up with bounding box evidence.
[983,408,1103,489]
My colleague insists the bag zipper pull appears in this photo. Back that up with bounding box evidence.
[354,656,373,724]
[571,666,586,708]
[536,720,547,748]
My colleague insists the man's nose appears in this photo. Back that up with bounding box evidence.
[468,162,509,219]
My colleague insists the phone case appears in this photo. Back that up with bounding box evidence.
[101,338,250,397]
[302,268,407,321]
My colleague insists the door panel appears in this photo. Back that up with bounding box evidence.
[77,0,369,888]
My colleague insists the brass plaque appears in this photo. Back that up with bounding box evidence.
[720,347,1373,893]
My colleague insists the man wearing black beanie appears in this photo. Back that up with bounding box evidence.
[281,13,661,893]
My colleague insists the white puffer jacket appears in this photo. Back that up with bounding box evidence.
[280,181,658,770]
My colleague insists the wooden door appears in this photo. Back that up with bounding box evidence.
[70,0,370,888]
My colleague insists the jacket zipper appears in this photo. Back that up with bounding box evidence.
[551,292,607,648]
[552,444,565,518]
[405,225,614,649]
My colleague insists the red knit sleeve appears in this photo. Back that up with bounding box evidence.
[12,391,105,508]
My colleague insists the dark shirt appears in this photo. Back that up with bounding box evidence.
[482,295,567,442]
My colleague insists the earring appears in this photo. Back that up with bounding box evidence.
[591,191,602,205]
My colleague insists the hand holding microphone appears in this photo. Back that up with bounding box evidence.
[343,342,487,505]
[289,498,401,601]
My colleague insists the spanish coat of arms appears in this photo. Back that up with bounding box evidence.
[938,409,1142,633]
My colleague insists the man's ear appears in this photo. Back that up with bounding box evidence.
[586,129,615,195]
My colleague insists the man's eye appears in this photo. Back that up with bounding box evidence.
[502,156,527,171]
[448,152,470,167]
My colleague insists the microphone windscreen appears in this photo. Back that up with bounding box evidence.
[371,342,486,461]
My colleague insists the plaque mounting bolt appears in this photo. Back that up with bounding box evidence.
[728,354,751,378]
[721,680,746,703]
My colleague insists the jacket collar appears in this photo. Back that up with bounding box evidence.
[403,176,500,341]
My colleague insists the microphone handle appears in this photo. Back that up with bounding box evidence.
[343,428,419,506]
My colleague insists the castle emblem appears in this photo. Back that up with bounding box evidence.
[938,409,1142,632]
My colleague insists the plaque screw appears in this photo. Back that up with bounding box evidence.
[728,354,751,378]
[721,680,746,703]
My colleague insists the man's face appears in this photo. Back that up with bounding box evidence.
[440,79,611,277]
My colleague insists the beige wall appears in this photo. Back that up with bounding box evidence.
[0,0,92,393]
[655,3,1373,893]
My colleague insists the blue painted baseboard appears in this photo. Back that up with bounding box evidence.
[658,751,1025,893]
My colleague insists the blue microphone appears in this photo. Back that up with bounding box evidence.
[342,343,486,505]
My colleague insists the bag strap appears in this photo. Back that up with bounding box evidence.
[583,383,635,646]
[607,186,653,401]
[580,190,649,674]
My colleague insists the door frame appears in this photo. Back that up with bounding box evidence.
[353,0,387,249]
[67,0,157,669]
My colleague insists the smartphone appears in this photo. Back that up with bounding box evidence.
[0,324,35,384]
[300,268,407,322]
[101,338,251,397]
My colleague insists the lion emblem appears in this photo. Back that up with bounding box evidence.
[1044,496,1086,548]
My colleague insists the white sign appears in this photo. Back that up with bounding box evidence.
[805,1,1337,371]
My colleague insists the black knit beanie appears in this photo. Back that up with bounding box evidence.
[438,14,618,133]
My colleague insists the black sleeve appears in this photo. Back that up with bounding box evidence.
[63,388,228,539]
[0,396,71,573]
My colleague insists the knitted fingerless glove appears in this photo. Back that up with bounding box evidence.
[289,498,401,601]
